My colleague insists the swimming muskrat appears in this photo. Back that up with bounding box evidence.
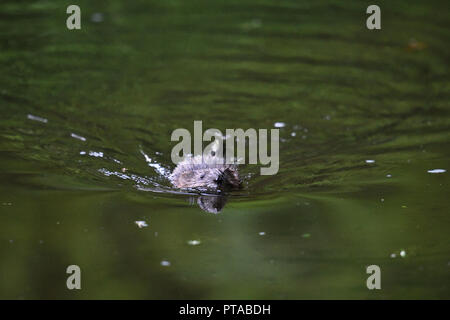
[169,154,241,190]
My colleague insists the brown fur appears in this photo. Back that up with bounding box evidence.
[170,155,240,190]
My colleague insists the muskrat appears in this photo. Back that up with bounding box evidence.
[169,154,241,190]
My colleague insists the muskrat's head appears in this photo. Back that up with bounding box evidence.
[214,166,241,189]
[169,155,241,190]
[172,166,241,190]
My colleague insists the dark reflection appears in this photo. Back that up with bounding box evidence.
[191,195,228,213]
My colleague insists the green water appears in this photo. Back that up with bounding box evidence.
[0,0,449,299]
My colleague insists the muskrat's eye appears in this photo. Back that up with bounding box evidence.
[200,174,205,179]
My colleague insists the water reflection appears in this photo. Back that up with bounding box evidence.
[194,194,228,214]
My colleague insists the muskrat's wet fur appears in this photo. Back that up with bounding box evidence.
[170,155,240,190]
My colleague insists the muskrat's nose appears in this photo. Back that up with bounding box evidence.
[218,168,241,189]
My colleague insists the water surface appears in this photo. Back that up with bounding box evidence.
[0,0,449,299]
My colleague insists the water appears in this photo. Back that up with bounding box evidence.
[0,0,449,299]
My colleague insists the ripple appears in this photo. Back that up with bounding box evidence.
[27,114,48,123]
[427,169,446,174]
[70,133,86,142]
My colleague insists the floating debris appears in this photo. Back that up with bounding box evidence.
[380,198,385,202]
[121,168,128,173]
[160,260,171,267]
[274,122,285,128]
[427,169,446,174]
[400,250,406,258]
[390,253,397,258]
[187,240,201,246]
[290,132,296,137]
[258,232,266,236]
[135,221,148,228]
[27,114,48,123]
[401,205,407,208]
[70,133,86,141]
[365,160,376,164]
[386,174,392,178]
